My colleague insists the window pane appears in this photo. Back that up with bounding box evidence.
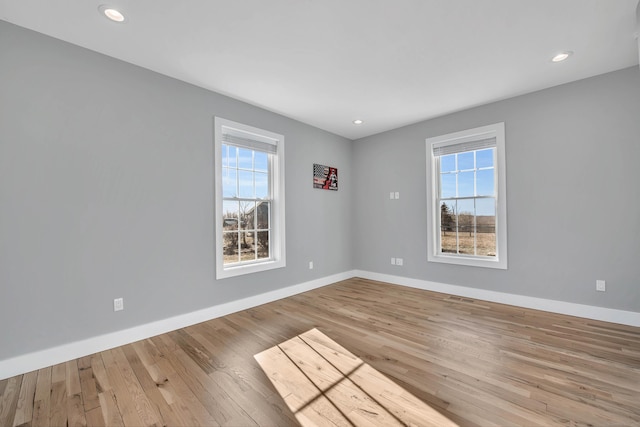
[257,230,270,260]
[476,198,496,257]
[255,151,268,172]
[240,201,255,230]
[238,170,254,198]
[440,201,455,232]
[223,201,240,264]
[239,232,256,261]
[223,232,239,264]
[476,169,495,196]
[457,199,475,255]
[440,201,456,254]
[440,173,456,198]
[227,145,237,168]
[458,152,474,170]
[256,202,270,230]
[222,201,239,230]
[255,172,268,199]
[458,171,474,197]
[476,148,494,169]
[256,202,270,259]
[222,168,237,198]
[476,197,495,217]
[238,148,253,170]
[440,154,455,173]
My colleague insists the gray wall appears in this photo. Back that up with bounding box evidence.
[0,21,352,360]
[353,66,640,313]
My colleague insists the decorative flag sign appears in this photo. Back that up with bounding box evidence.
[313,163,338,191]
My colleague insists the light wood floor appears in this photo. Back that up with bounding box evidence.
[1,277,639,426]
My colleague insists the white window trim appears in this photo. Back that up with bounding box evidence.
[426,122,507,269]
[214,117,286,279]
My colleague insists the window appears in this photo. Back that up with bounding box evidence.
[426,122,507,269]
[215,117,285,279]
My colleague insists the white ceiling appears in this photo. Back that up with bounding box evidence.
[1,0,638,140]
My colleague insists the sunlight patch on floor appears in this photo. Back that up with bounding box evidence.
[254,328,458,427]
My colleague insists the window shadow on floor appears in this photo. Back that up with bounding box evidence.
[254,328,458,426]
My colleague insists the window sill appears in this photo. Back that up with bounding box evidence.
[216,258,286,280]
[427,253,507,270]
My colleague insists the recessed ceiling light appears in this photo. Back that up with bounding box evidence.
[353,119,364,125]
[551,51,573,62]
[99,5,125,22]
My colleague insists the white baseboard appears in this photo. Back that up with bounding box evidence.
[0,270,356,381]
[354,270,640,328]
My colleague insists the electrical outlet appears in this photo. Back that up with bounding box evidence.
[394,192,400,199]
[309,261,314,270]
[114,297,124,311]
[389,192,395,199]
[596,280,606,292]
[396,258,403,266]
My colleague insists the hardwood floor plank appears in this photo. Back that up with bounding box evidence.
[50,363,65,385]
[63,359,88,427]
[86,355,109,399]
[97,389,124,427]
[85,406,106,427]
[123,342,182,427]
[3,278,640,426]
[48,380,67,427]
[76,356,100,413]
[167,344,252,425]
[0,378,8,397]
[147,336,221,426]
[111,346,164,427]
[66,392,88,427]
[167,329,220,375]
[11,370,36,427]
[0,376,22,427]
[100,349,147,427]
[65,359,82,397]
[188,326,283,401]
[255,342,351,426]
[209,368,293,426]
[31,367,51,427]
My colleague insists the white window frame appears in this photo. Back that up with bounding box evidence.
[214,117,286,279]
[426,122,507,269]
